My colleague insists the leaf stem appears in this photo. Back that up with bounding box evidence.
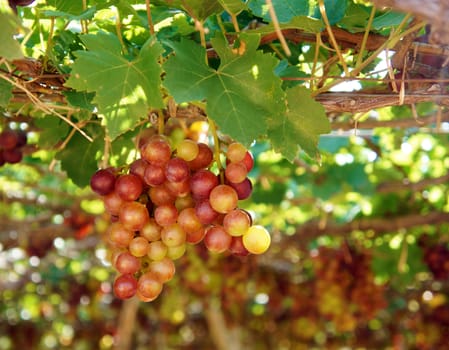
[230,13,240,33]
[208,118,224,182]
[356,5,376,67]
[157,110,165,135]
[145,0,155,35]
[265,0,291,56]
[318,0,348,75]
[115,7,128,56]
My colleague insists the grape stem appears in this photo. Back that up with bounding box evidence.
[208,118,225,183]
[157,110,165,135]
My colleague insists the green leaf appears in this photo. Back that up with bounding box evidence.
[248,15,323,34]
[372,10,406,30]
[248,0,309,23]
[338,3,370,32]
[163,33,285,145]
[42,7,97,21]
[313,0,347,25]
[0,5,24,60]
[163,0,223,20]
[268,86,330,161]
[57,132,103,188]
[0,78,13,107]
[65,32,164,140]
[35,116,70,149]
[218,0,247,15]
[63,91,95,111]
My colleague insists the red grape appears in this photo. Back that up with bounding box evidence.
[140,138,172,165]
[190,169,219,200]
[90,169,116,196]
[209,184,238,214]
[204,225,232,253]
[137,273,163,300]
[165,157,190,182]
[188,142,213,170]
[114,274,137,299]
[161,223,186,247]
[119,201,149,231]
[115,174,143,201]
[115,251,141,274]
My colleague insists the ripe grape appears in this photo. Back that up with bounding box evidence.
[195,199,219,225]
[225,162,248,184]
[242,225,271,254]
[165,178,190,197]
[143,163,166,186]
[229,236,250,256]
[188,142,213,170]
[115,174,143,201]
[129,158,148,181]
[147,240,168,261]
[119,201,149,231]
[228,177,252,200]
[190,169,219,199]
[149,184,176,206]
[161,223,186,247]
[226,142,247,163]
[103,191,125,216]
[129,236,150,257]
[223,209,251,236]
[186,227,206,245]
[90,169,116,196]
[176,139,199,161]
[166,243,186,260]
[0,130,19,150]
[154,204,178,227]
[140,137,172,165]
[108,222,135,248]
[204,225,232,253]
[2,149,22,164]
[137,273,163,300]
[242,151,254,171]
[140,219,162,241]
[115,251,141,274]
[178,207,202,234]
[165,157,190,182]
[114,274,138,299]
[148,257,176,283]
[209,184,238,214]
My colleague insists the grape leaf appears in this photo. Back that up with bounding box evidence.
[65,32,164,140]
[35,116,69,149]
[313,0,348,25]
[248,16,323,34]
[268,86,330,161]
[162,0,222,20]
[163,33,285,145]
[218,0,247,15]
[0,5,24,60]
[57,132,103,188]
[0,79,13,107]
[248,0,309,23]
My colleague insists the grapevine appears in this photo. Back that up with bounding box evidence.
[90,119,270,302]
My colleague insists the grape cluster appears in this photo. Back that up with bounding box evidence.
[90,130,271,302]
[418,235,449,280]
[0,129,27,166]
[312,245,386,332]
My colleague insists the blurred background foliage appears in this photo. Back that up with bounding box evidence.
[1,0,449,349]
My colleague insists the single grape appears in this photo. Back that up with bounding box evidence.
[118,201,149,231]
[243,151,254,172]
[225,162,248,184]
[186,227,206,245]
[114,274,137,299]
[166,243,186,260]
[103,191,125,216]
[188,143,213,170]
[115,251,141,274]
[2,149,22,164]
[154,204,178,227]
[242,225,271,254]
[137,273,163,300]
[143,163,166,187]
[165,157,190,182]
[175,194,195,211]
[115,174,144,201]
[165,178,190,198]
[161,223,186,247]
[226,142,247,163]
[204,225,232,253]
[190,169,219,200]
[140,219,162,241]
[228,236,250,256]
[209,184,238,214]
[176,139,199,161]
[147,240,168,261]
[90,169,116,196]
[223,209,251,236]
[108,222,135,248]
[195,199,219,225]
[148,257,175,283]
[178,207,203,234]
[149,184,176,206]
[129,236,150,257]
[227,177,252,200]
[0,130,19,150]
[140,137,172,165]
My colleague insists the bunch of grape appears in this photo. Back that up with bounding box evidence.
[419,237,449,280]
[90,130,271,302]
[312,245,386,331]
[0,128,27,166]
